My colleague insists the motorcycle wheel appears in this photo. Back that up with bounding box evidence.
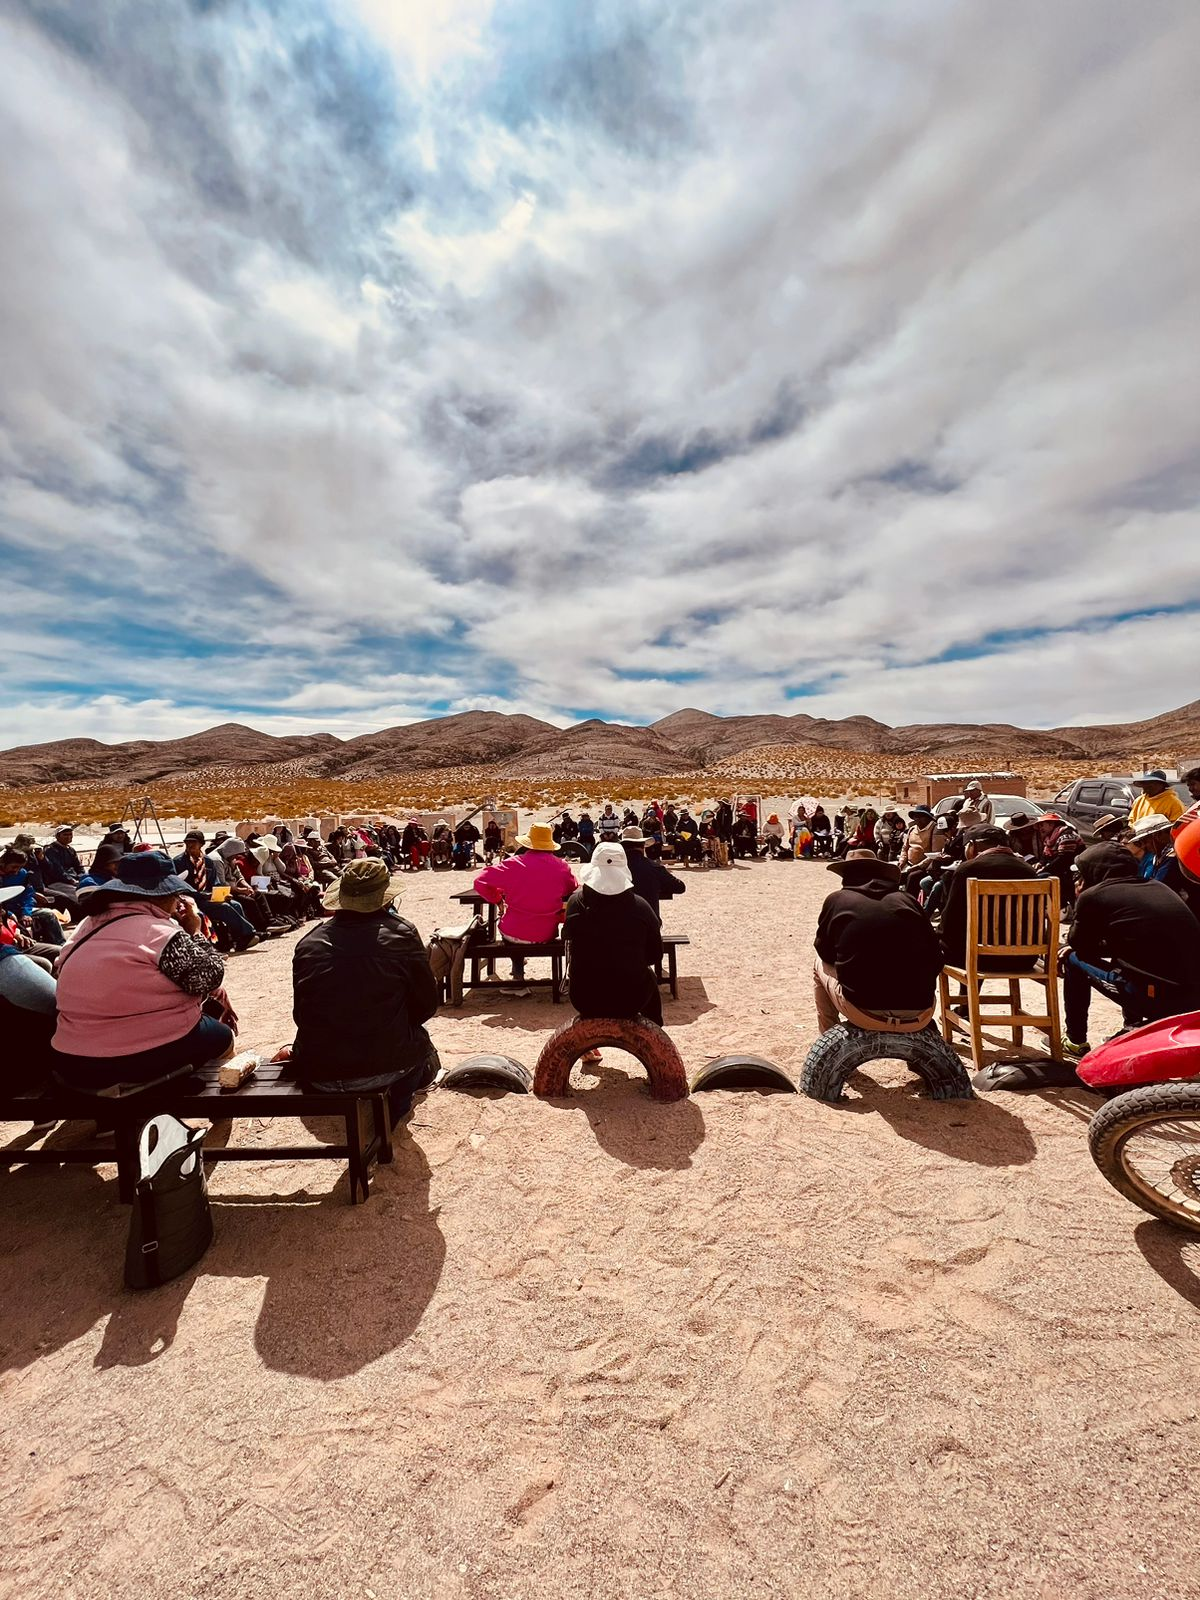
[1088,1081,1200,1235]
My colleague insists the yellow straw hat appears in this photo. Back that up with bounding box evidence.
[514,822,557,851]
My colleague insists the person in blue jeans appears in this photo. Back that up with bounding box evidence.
[173,831,260,951]
[0,883,58,1076]
[1059,844,1200,1057]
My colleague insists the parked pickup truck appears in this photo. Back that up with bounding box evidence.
[1048,775,1190,839]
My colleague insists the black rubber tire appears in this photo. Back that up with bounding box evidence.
[1087,1081,1200,1235]
[439,1054,531,1094]
[799,1023,974,1104]
[689,1055,796,1093]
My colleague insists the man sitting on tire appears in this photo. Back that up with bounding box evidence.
[813,848,944,1034]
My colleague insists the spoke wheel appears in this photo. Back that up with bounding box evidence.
[1089,1082,1200,1234]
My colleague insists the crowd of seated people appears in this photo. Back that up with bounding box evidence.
[0,842,445,1108]
[3,772,1197,1103]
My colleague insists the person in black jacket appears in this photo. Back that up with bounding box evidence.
[43,825,84,886]
[937,825,1041,972]
[290,859,439,1098]
[563,844,663,1028]
[618,828,685,921]
[453,818,481,868]
[813,850,944,1032]
[1060,844,1200,1055]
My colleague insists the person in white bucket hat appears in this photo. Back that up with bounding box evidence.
[563,844,665,1065]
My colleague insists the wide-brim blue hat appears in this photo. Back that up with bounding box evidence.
[77,850,197,903]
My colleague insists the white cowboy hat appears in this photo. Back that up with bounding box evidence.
[580,843,633,896]
[1126,812,1174,842]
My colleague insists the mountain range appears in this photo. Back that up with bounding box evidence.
[2,701,1198,787]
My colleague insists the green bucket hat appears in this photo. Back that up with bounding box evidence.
[322,857,397,913]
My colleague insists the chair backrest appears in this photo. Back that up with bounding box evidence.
[965,877,1060,968]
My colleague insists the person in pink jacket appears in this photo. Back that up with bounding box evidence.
[473,822,577,979]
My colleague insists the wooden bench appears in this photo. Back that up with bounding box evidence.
[453,931,690,1005]
[658,933,690,1001]
[0,1062,400,1205]
[465,939,565,1002]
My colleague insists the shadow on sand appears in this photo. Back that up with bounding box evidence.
[837,1071,1038,1167]
[0,1117,444,1381]
[539,1061,705,1171]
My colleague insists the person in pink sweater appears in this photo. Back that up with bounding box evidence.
[473,823,577,979]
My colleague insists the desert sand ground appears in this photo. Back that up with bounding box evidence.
[3,857,1199,1600]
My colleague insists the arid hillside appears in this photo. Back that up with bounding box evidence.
[1,700,1197,825]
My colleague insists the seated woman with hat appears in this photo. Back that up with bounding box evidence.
[473,822,578,980]
[50,852,236,1091]
[563,844,664,1044]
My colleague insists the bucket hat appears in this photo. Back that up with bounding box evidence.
[322,858,398,913]
[580,843,634,896]
[77,851,196,903]
[619,826,648,845]
[1131,769,1169,787]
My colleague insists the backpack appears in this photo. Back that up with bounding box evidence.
[425,915,482,1006]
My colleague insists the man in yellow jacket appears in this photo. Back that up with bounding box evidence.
[1128,769,1184,826]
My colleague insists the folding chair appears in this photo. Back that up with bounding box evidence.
[939,878,1063,1068]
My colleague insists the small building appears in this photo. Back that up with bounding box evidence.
[893,771,1027,809]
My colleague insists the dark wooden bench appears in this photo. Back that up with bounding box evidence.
[455,931,690,1004]
[465,939,564,1001]
[0,1062,400,1205]
[658,933,690,1000]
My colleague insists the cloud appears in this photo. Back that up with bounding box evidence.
[1,0,1199,753]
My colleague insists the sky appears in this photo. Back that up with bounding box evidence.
[1,0,1198,751]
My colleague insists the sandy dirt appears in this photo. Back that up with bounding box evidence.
[3,857,1199,1600]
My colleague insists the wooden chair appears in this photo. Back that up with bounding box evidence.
[939,878,1063,1067]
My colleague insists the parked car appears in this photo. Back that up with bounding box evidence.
[932,793,1046,825]
[1049,775,1190,839]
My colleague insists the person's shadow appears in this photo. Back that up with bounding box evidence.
[539,1061,706,1171]
[663,978,715,1024]
[1,1120,443,1381]
[838,1071,1037,1166]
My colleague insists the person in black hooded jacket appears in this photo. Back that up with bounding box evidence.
[563,843,663,1025]
[937,825,1041,972]
[1060,843,1200,1055]
[813,849,943,1033]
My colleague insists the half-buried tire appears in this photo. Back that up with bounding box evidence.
[439,1054,532,1093]
[534,1015,688,1102]
[690,1055,796,1093]
[800,1023,973,1103]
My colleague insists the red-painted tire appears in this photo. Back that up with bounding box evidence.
[533,1015,689,1102]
